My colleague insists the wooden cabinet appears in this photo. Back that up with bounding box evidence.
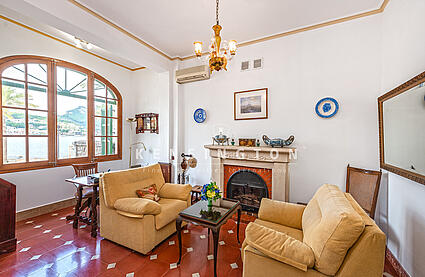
[0,178,16,254]
[135,113,159,134]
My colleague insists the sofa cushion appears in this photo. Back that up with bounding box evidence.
[155,198,187,230]
[302,184,365,276]
[101,164,166,208]
[114,198,161,216]
[159,183,192,201]
[245,222,315,272]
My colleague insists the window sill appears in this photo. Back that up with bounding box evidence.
[0,155,122,174]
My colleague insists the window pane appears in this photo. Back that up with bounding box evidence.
[28,84,48,110]
[57,67,87,159]
[95,137,106,156]
[95,97,106,116]
[107,137,117,155]
[107,118,117,136]
[95,117,106,136]
[2,80,25,108]
[29,110,48,135]
[107,88,117,99]
[2,108,25,135]
[3,137,25,164]
[107,99,118,117]
[56,67,87,97]
[94,79,106,97]
[29,137,48,162]
[27,64,47,85]
[2,64,25,80]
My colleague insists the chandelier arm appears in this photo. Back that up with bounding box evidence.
[216,0,219,25]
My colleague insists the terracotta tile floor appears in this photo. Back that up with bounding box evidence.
[1,206,398,277]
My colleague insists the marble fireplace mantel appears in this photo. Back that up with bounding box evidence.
[204,145,296,201]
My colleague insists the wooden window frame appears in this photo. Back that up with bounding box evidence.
[0,55,122,173]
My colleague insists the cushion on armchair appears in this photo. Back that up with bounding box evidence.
[136,184,160,202]
[258,198,305,229]
[302,184,365,276]
[245,222,315,272]
[158,183,192,201]
[114,198,161,216]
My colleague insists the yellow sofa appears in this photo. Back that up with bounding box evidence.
[99,163,192,254]
[242,184,386,277]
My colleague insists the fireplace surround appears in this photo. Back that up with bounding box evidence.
[204,144,295,202]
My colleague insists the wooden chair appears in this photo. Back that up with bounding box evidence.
[71,163,98,218]
[72,162,98,177]
[346,164,382,219]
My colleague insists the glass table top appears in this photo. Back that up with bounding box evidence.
[179,198,240,225]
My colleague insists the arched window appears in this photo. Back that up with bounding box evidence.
[0,56,122,173]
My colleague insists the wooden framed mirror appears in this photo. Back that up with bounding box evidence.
[378,71,425,185]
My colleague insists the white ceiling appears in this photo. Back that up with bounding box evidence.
[78,0,384,58]
[0,0,385,71]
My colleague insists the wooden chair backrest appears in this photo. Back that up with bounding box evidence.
[346,164,382,219]
[72,163,98,177]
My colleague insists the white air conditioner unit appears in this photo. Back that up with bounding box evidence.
[175,65,210,84]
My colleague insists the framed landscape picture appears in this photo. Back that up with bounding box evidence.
[234,88,268,120]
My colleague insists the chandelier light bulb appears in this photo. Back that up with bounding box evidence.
[86,43,93,50]
[229,40,237,55]
[75,40,82,48]
[193,42,203,57]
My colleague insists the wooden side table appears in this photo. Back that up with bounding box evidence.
[176,199,241,277]
[191,185,203,204]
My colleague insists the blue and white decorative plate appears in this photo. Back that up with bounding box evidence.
[194,108,206,123]
[315,97,339,118]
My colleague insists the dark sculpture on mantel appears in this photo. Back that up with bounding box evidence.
[262,135,295,147]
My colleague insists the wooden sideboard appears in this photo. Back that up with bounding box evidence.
[0,178,16,254]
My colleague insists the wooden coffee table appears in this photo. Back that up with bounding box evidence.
[176,198,241,277]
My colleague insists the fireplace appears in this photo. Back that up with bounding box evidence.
[226,170,269,212]
[205,144,295,202]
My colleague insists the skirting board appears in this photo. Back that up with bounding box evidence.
[16,198,76,222]
[386,247,410,277]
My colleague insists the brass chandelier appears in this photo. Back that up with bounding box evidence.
[193,0,237,72]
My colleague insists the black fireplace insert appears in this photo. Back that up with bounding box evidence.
[226,170,269,212]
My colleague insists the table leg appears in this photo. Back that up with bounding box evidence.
[90,185,98,238]
[69,185,83,229]
[176,217,183,265]
[237,207,241,243]
[212,227,220,277]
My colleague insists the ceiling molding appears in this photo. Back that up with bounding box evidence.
[70,0,390,62]
[0,14,145,71]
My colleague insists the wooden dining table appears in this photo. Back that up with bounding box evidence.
[65,176,99,238]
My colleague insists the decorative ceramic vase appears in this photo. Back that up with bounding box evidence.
[207,199,213,208]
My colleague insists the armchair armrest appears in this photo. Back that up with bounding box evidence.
[258,198,305,229]
[114,198,161,216]
[245,222,314,272]
[159,183,192,201]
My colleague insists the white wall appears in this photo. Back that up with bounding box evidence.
[380,0,425,276]
[130,69,171,166]
[0,19,135,211]
[179,15,383,202]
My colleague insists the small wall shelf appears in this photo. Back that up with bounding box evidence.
[136,113,159,134]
